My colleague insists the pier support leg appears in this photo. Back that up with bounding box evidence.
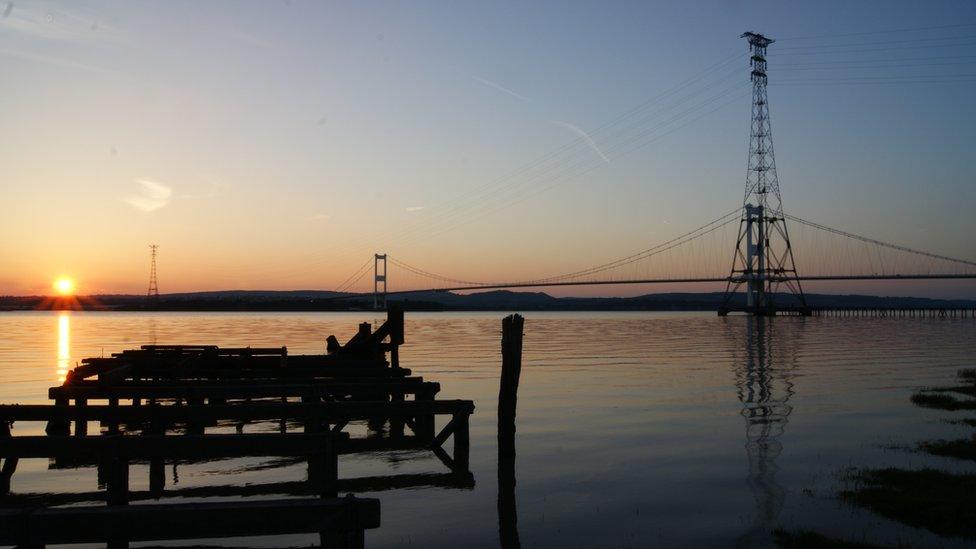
[149,458,165,498]
[454,412,470,473]
[46,397,70,436]
[75,398,87,436]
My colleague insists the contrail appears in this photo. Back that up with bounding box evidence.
[552,121,610,163]
[471,75,528,101]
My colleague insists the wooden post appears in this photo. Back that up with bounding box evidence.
[75,398,88,436]
[149,458,165,497]
[310,436,338,499]
[498,313,523,549]
[388,305,404,370]
[0,420,16,495]
[498,314,524,454]
[46,396,70,436]
[453,411,470,473]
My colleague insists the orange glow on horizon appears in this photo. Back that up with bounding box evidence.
[53,277,76,296]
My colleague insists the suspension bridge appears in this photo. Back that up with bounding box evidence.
[307,32,976,316]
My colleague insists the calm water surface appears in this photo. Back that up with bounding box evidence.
[1,311,975,548]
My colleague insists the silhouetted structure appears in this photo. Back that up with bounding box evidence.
[498,314,524,549]
[374,253,388,310]
[147,244,160,299]
[0,308,476,547]
[720,32,809,316]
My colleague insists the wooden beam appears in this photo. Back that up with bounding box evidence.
[1,400,471,424]
[0,433,336,460]
[0,497,380,546]
[49,380,440,402]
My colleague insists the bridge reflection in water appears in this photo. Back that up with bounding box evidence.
[733,316,800,547]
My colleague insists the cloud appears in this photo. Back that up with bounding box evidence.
[0,2,122,42]
[0,47,116,74]
[405,206,424,212]
[124,179,172,212]
[471,76,528,101]
[308,213,330,221]
[552,121,610,163]
[180,178,228,199]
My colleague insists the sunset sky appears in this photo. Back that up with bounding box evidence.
[2,1,975,298]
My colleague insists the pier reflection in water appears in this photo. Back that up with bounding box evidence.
[732,317,799,547]
[2,312,976,547]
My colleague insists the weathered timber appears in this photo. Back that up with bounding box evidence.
[60,309,411,390]
[498,313,524,549]
[0,400,472,425]
[0,432,336,460]
[4,472,474,507]
[1,432,340,502]
[49,379,440,402]
[498,314,524,455]
[0,497,380,548]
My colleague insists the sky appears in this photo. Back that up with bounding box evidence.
[2,0,975,298]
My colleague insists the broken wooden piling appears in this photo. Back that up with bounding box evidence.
[498,313,523,549]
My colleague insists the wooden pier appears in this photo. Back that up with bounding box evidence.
[0,307,474,547]
[811,307,976,318]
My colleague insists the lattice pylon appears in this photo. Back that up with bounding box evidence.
[719,32,809,316]
[147,244,160,298]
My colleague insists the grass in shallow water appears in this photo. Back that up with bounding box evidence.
[911,391,976,411]
[918,437,976,461]
[772,530,890,548]
[841,468,976,540]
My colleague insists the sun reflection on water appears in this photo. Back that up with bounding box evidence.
[57,312,70,383]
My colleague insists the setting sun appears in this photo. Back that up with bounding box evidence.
[53,277,75,296]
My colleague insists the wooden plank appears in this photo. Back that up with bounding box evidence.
[50,380,440,401]
[4,472,474,507]
[0,400,472,424]
[0,497,380,546]
[0,433,335,460]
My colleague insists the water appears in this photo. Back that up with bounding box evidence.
[1,311,975,547]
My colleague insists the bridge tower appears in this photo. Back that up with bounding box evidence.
[374,253,387,310]
[719,32,809,316]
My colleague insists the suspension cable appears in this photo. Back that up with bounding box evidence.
[785,214,976,268]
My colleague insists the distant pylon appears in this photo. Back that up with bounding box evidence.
[719,33,809,316]
[147,244,160,298]
[374,253,387,310]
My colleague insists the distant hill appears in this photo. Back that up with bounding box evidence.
[2,289,974,311]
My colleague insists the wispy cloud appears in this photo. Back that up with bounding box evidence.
[552,121,610,163]
[180,178,229,200]
[124,179,172,212]
[471,75,527,101]
[308,213,330,221]
[405,206,424,212]
[0,47,116,74]
[0,2,122,42]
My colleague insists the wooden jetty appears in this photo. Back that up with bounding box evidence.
[0,307,474,547]
[811,307,976,318]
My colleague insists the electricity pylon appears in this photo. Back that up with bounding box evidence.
[719,32,809,316]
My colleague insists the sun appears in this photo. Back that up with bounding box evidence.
[53,277,75,296]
